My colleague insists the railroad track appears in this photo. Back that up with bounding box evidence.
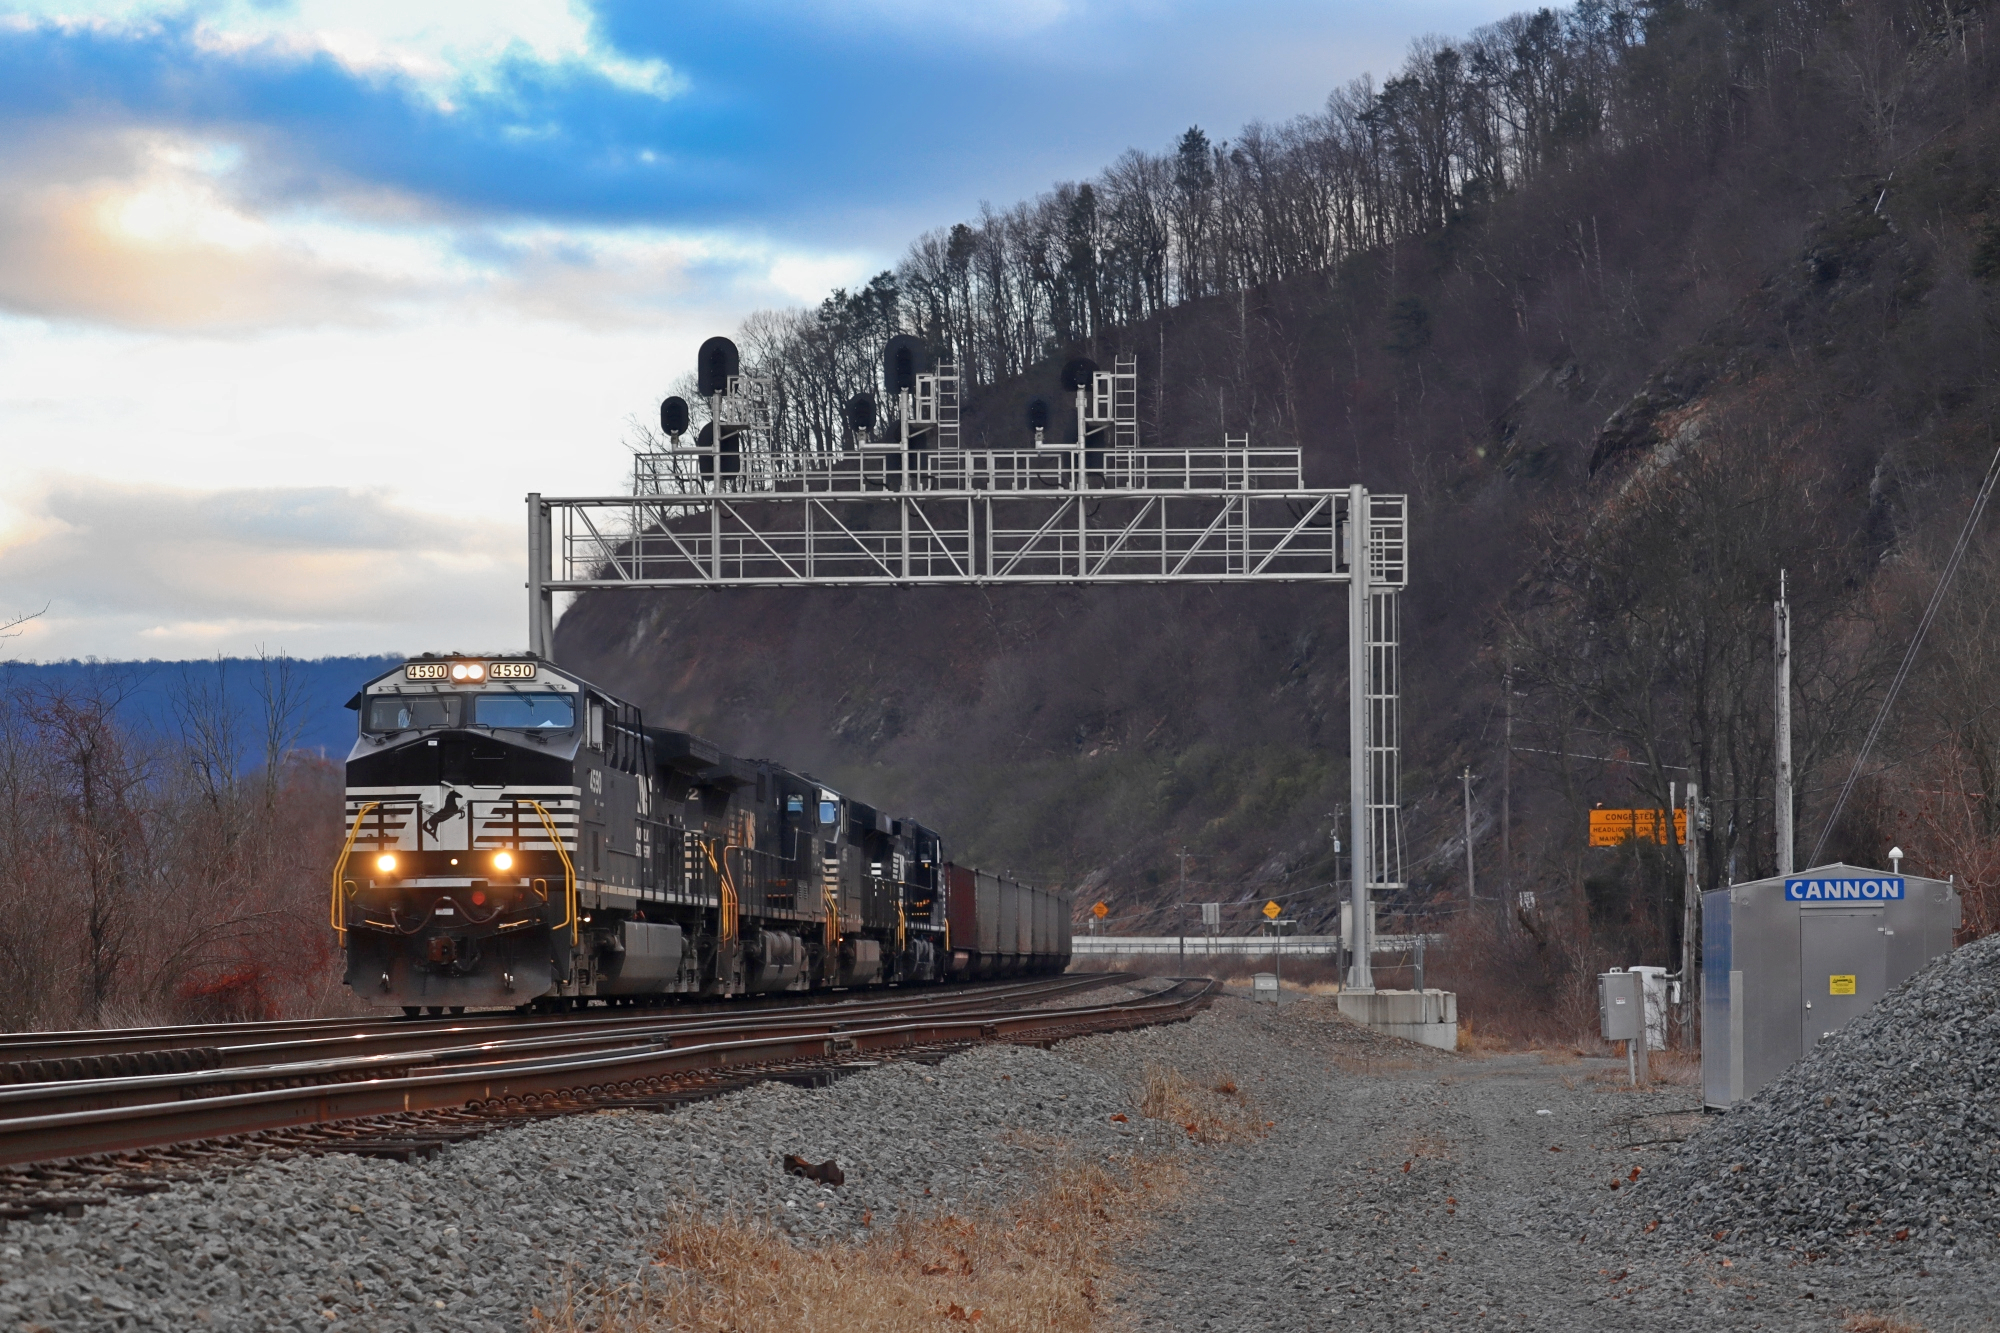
[0,973,1120,1080]
[0,973,1121,1121]
[0,975,1216,1217]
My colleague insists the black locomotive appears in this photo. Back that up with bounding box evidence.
[334,654,1070,1013]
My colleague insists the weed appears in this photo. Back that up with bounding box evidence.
[1841,1312,1928,1333]
[529,1152,1185,1332]
[1139,1064,1267,1144]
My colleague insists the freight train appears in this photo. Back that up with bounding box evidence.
[333,654,1071,1013]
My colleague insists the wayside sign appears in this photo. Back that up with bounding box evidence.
[1784,877,1905,902]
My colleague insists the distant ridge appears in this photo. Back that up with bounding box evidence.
[0,655,401,765]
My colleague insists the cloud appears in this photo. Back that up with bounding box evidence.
[7,1,684,104]
[0,478,522,657]
[0,116,876,329]
[0,122,425,328]
[0,2,1525,243]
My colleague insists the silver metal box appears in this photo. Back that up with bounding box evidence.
[1598,970,1643,1041]
[1701,861,1959,1110]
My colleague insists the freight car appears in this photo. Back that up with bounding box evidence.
[333,654,1070,1013]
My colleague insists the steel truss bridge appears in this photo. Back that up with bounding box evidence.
[528,354,1409,988]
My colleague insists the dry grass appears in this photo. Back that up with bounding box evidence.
[1332,1052,1423,1076]
[1455,1018,1515,1055]
[1645,1048,1701,1086]
[1136,1063,1269,1144]
[529,1152,1184,1332]
[1584,1045,1700,1090]
[1404,1132,1453,1163]
[1841,1312,1928,1333]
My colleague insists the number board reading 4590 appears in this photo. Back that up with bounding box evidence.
[403,659,537,683]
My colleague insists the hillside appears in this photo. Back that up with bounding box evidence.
[556,0,2000,1016]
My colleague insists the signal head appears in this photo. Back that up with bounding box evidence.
[660,395,690,435]
[696,336,741,396]
[882,334,928,396]
[845,393,878,433]
[1060,357,1099,392]
[1026,397,1051,431]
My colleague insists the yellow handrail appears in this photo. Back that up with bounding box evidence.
[703,840,739,942]
[823,879,842,956]
[525,800,578,946]
[330,801,381,940]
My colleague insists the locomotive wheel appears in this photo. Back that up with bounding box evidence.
[401,1006,421,1018]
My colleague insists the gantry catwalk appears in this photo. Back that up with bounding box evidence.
[527,346,1408,988]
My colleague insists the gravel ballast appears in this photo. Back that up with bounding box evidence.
[0,1042,1157,1332]
[5,968,1996,1331]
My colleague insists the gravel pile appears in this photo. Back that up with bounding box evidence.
[0,1042,1158,1333]
[1636,930,2000,1258]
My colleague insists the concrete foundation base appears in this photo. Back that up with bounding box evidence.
[1336,989,1459,1051]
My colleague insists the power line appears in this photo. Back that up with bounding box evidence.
[1510,745,1691,772]
[1809,438,2000,866]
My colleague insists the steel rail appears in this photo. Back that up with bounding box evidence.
[0,975,1135,1119]
[0,973,1120,1067]
[0,980,1214,1168]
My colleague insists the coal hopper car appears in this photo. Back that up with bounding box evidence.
[333,654,1070,1013]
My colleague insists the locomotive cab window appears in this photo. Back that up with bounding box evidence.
[818,800,838,826]
[472,692,575,730]
[364,695,459,732]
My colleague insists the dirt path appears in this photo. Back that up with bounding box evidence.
[1102,992,1995,1331]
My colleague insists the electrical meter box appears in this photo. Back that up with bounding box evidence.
[1598,970,1643,1042]
[1701,861,1959,1111]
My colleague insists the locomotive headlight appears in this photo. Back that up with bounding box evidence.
[449,661,487,682]
[492,851,514,871]
[375,853,397,874]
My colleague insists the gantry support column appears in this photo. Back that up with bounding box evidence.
[1347,485,1374,990]
[528,493,555,660]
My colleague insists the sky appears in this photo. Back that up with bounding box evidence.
[0,0,1522,662]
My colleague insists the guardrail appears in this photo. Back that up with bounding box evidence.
[1070,934,1446,957]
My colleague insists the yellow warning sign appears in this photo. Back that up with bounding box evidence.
[1263,900,1283,920]
[1588,808,1689,847]
[1092,901,1109,919]
[1829,974,1857,996]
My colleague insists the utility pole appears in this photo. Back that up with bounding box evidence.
[1682,781,1701,1030]
[1501,667,1513,907]
[1461,766,1476,902]
[1178,847,1188,970]
[1775,571,1795,877]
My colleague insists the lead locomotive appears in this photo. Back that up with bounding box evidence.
[334,654,1069,1013]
